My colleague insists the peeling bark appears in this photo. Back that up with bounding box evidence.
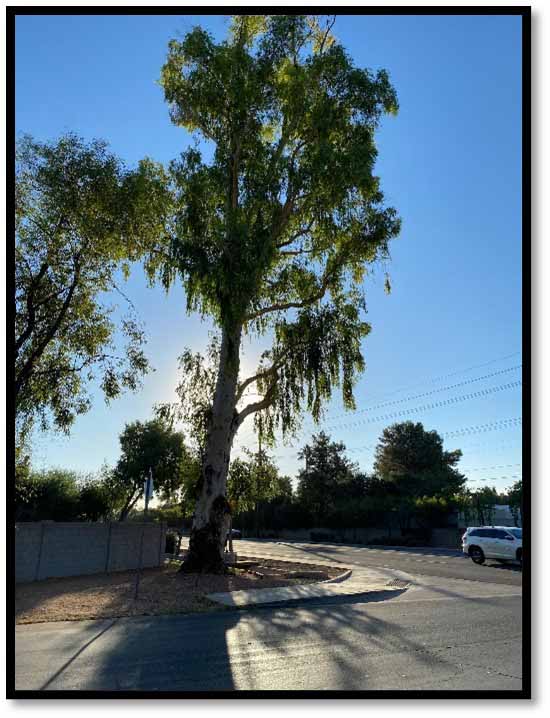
[180,323,242,574]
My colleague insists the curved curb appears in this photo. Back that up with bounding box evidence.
[321,569,353,584]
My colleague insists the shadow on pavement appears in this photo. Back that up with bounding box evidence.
[40,619,119,690]
[26,585,442,691]
[484,561,522,572]
[34,610,243,692]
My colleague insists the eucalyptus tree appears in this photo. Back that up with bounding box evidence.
[155,15,401,571]
[15,133,171,441]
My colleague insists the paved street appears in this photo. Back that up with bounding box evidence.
[223,537,523,586]
[15,540,523,692]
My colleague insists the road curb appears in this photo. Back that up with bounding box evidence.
[322,569,353,584]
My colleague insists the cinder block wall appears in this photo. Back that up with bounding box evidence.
[15,521,167,583]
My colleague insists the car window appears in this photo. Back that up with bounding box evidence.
[494,530,511,539]
[468,530,480,537]
[509,528,522,538]
[478,529,493,537]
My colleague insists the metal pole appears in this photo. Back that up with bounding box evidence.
[34,522,46,581]
[135,468,152,600]
[104,521,113,574]
[134,524,145,600]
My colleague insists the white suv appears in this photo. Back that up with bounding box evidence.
[462,526,522,565]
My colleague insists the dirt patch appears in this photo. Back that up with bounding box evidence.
[15,556,348,624]
[235,556,346,582]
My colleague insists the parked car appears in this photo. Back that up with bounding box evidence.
[229,528,242,539]
[462,526,522,565]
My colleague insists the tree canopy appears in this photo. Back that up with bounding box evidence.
[507,479,523,527]
[227,449,288,515]
[373,421,466,498]
[14,468,115,522]
[108,419,191,520]
[154,14,401,440]
[296,431,357,524]
[15,133,171,441]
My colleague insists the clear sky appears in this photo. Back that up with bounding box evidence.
[16,12,523,492]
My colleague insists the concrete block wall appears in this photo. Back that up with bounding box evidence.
[15,521,167,583]
[14,523,44,583]
[108,522,165,572]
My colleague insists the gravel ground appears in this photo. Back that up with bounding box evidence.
[15,557,347,624]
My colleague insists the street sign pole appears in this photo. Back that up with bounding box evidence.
[135,467,153,600]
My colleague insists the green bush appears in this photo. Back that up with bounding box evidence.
[165,531,178,554]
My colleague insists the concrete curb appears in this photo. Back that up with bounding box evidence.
[206,581,402,608]
[322,569,353,584]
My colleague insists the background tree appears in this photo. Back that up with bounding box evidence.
[76,474,117,522]
[15,466,123,522]
[15,133,171,444]
[468,485,498,526]
[228,448,287,542]
[507,479,523,527]
[154,14,401,571]
[15,468,81,522]
[108,419,191,520]
[296,431,357,525]
[374,421,466,498]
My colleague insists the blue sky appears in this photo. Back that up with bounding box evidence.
[16,13,523,491]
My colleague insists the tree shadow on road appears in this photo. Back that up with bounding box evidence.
[23,585,454,692]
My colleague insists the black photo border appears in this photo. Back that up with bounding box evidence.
[5,4,531,701]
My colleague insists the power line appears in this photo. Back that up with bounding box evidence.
[343,350,522,406]
[303,381,521,434]
[304,364,522,425]
[467,474,522,483]
[461,463,522,473]
[275,417,522,461]
[443,417,522,439]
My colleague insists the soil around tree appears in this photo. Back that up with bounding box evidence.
[15,556,348,624]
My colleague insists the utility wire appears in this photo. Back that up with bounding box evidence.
[304,364,521,426]
[467,474,522,483]
[341,350,522,406]
[303,381,521,433]
[278,417,523,460]
[461,463,522,472]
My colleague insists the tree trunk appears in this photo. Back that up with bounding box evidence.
[181,323,242,574]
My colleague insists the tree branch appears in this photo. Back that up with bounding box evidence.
[244,275,331,322]
[280,247,314,257]
[236,382,278,426]
[14,262,50,357]
[276,218,315,249]
[236,359,285,402]
[318,15,336,54]
[15,257,82,403]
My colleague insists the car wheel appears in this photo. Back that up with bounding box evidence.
[469,546,485,564]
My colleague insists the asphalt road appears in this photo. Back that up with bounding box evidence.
[15,540,523,693]
[226,538,523,586]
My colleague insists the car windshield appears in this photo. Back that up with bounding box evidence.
[509,528,522,538]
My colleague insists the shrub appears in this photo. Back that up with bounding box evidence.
[165,531,178,554]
